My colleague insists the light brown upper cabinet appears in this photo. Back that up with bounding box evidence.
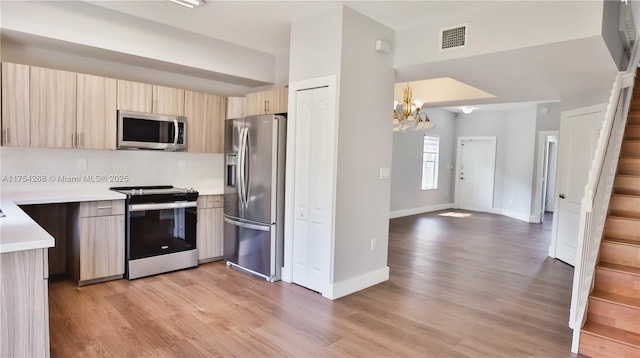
[227,96,246,119]
[30,66,77,148]
[1,62,30,146]
[184,90,226,153]
[77,74,117,150]
[246,88,288,116]
[117,80,184,116]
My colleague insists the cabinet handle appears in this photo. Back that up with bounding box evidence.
[72,133,76,148]
[267,100,270,113]
[264,100,267,113]
[96,206,113,210]
[80,133,84,148]
[2,128,8,144]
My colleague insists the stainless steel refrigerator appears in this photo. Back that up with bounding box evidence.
[223,114,286,282]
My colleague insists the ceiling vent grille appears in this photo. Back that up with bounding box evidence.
[440,24,468,51]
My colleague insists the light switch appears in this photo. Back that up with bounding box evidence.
[379,167,390,179]
[179,160,186,170]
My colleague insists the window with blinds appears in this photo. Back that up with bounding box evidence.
[422,135,439,190]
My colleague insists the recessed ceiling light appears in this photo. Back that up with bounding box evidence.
[461,106,475,114]
[168,0,203,9]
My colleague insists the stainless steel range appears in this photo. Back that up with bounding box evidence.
[110,185,198,279]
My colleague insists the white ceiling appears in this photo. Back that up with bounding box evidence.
[87,0,492,56]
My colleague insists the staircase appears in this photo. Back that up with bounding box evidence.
[578,84,640,358]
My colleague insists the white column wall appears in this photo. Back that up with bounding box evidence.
[332,7,394,286]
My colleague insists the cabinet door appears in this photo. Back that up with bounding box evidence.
[184,90,225,153]
[30,66,77,148]
[1,63,30,146]
[117,80,152,113]
[0,249,49,358]
[246,91,268,116]
[197,207,223,261]
[77,74,117,150]
[226,96,246,119]
[153,85,184,115]
[79,215,125,281]
[272,88,289,114]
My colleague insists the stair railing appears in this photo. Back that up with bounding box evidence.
[568,38,640,353]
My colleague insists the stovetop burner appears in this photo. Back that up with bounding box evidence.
[110,185,198,204]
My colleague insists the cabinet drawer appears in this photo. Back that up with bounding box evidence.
[197,195,223,209]
[80,200,125,217]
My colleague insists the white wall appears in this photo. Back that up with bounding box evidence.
[394,1,603,69]
[390,108,455,217]
[454,111,508,210]
[289,8,343,82]
[333,7,394,286]
[546,140,559,212]
[561,84,612,112]
[602,0,626,70]
[529,103,562,216]
[501,106,537,222]
[0,147,223,192]
[454,106,538,222]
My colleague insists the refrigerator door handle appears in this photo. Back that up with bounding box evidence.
[224,216,270,231]
[238,127,247,209]
[243,128,250,209]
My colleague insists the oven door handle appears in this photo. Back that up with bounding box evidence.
[223,216,270,231]
[129,201,197,212]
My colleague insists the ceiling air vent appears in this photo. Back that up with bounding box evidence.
[440,24,468,51]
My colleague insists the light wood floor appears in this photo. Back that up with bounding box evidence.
[49,210,580,357]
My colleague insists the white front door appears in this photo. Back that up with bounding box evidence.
[292,86,333,293]
[550,105,605,266]
[455,137,497,212]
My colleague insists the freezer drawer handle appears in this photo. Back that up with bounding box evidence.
[223,217,270,231]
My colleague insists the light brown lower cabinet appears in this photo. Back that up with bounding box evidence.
[0,248,50,358]
[197,195,223,263]
[69,200,125,285]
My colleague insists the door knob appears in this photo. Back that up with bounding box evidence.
[559,194,565,199]
[460,177,464,180]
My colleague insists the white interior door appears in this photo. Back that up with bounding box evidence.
[292,86,333,293]
[455,137,496,212]
[550,106,604,266]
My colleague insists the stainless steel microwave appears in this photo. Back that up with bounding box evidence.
[117,110,187,151]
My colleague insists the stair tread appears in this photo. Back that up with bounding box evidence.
[582,321,640,348]
[592,289,640,309]
[602,237,640,247]
[612,194,640,198]
[598,262,640,276]
[608,215,640,222]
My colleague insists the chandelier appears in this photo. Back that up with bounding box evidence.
[393,83,435,132]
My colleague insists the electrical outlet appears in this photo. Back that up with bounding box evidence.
[179,160,186,170]
[371,239,377,251]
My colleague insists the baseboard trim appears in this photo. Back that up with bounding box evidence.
[491,208,532,223]
[324,266,389,300]
[390,203,454,219]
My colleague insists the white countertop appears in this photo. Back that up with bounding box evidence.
[0,187,126,254]
[0,182,223,254]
